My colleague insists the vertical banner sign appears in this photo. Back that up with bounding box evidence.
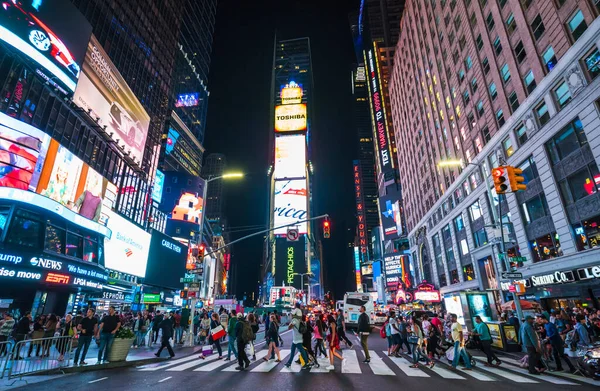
[275,237,305,289]
[354,246,363,292]
[353,161,368,256]
[364,42,394,178]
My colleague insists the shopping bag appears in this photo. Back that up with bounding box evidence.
[211,325,226,340]
[202,345,213,355]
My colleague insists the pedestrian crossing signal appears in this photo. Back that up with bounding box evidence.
[492,166,509,194]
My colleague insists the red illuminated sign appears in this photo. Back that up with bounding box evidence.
[46,273,70,284]
[354,161,367,255]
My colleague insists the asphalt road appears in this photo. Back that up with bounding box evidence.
[12,328,600,390]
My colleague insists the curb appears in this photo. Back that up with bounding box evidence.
[22,356,168,377]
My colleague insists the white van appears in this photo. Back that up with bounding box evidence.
[336,300,344,312]
[343,292,375,328]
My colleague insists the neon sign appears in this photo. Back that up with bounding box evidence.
[286,247,294,284]
[353,161,367,255]
[46,273,70,284]
[354,246,362,292]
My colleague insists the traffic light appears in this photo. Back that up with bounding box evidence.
[507,166,527,192]
[323,219,331,238]
[180,290,188,299]
[198,244,205,260]
[492,166,509,194]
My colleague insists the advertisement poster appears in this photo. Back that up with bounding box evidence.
[0,0,92,92]
[273,179,307,235]
[151,170,165,203]
[383,253,402,291]
[274,135,306,179]
[40,144,83,206]
[274,104,307,132]
[145,230,188,290]
[103,209,151,278]
[488,323,504,349]
[274,236,305,289]
[0,112,50,191]
[175,93,199,108]
[73,35,150,162]
[379,193,403,238]
[444,294,466,328]
[171,192,203,224]
[504,325,519,345]
[466,293,493,325]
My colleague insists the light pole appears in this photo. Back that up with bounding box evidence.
[437,159,524,323]
[185,172,244,347]
[293,272,313,304]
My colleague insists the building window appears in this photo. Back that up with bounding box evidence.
[553,81,571,109]
[546,118,587,164]
[498,0,507,7]
[463,263,475,281]
[486,12,495,31]
[459,35,467,51]
[514,41,526,63]
[515,123,528,145]
[442,224,452,241]
[521,0,532,8]
[568,10,588,42]
[557,163,600,205]
[582,46,600,81]
[508,91,519,112]
[473,228,488,247]
[493,36,503,55]
[471,77,478,92]
[501,63,511,83]
[463,90,470,105]
[503,136,514,157]
[477,100,484,117]
[463,180,471,196]
[531,14,545,41]
[521,193,550,224]
[476,34,484,51]
[482,57,490,74]
[454,215,465,232]
[458,69,465,82]
[573,214,600,251]
[530,232,561,262]
[505,13,517,34]
[481,126,491,143]
[518,156,539,184]
[543,46,557,72]
[469,200,483,221]
[524,70,536,94]
[535,101,550,127]
[465,56,473,70]
[496,109,505,127]
[489,82,497,100]
[470,12,477,28]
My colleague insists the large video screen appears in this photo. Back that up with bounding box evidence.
[274,134,306,179]
[39,144,83,207]
[0,0,92,93]
[73,35,150,163]
[171,192,203,224]
[274,179,307,235]
[103,209,150,278]
[175,93,199,108]
[274,104,307,132]
[0,112,50,190]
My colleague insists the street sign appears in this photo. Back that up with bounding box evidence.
[188,282,200,289]
[180,277,196,283]
[287,227,299,242]
[502,272,523,279]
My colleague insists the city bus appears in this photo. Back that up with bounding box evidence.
[343,292,375,328]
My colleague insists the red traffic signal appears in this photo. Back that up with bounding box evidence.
[492,166,509,194]
[323,219,331,238]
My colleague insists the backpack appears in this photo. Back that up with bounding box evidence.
[241,321,254,344]
[385,322,392,337]
[380,321,388,338]
[297,320,307,334]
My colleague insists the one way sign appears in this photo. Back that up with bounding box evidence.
[286,228,299,242]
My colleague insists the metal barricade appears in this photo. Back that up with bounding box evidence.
[0,340,15,379]
[6,336,74,380]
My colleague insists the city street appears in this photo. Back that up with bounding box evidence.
[13,330,600,391]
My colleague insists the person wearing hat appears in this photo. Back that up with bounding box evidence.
[520,315,544,375]
[284,303,311,370]
[0,313,14,357]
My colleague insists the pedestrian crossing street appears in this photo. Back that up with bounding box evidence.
[137,349,595,386]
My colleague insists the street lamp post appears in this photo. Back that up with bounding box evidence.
[293,272,313,304]
[185,172,244,347]
[438,159,524,322]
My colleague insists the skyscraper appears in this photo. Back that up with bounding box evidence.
[389,0,600,300]
[202,153,227,221]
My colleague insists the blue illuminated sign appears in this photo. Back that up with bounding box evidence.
[175,93,199,108]
[152,170,165,203]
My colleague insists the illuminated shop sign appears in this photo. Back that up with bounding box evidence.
[383,254,402,291]
[0,267,42,280]
[353,161,367,255]
[414,283,441,303]
[162,239,182,254]
[101,291,125,301]
[73,277,103,289]
[0,253,22,265]
[175,93,199,108]
[354,246,362,292]
[275,104,307,132]
[530,270,575,287]
[45,272,70,284]
[280,82,303,105]
[286,246,294,284]
[104,209,151,278]
[30,257,62,270]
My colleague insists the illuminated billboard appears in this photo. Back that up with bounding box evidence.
[275,104,307,132]
[73,35,150,163]
[0,0,92,93]
[104,209,151,278]
[380,193,404,238]
[274,135,306,179]
[39,144,83,207]
[353,161,368,255]
[171,192,203,224]
[280,82,303,104]
[151,170,165,203]
[274,179,307,235]
[175,93,199,108]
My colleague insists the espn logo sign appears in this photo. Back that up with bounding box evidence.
[46,273,70,284]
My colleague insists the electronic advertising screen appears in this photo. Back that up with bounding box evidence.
[103,209,151,278]
[380,193,403,238]
[274,134,306,179]
[151,170,165,203]
[171,192,203,224]
[0,112,50,191]
[39,143,83,207]
[0,0,92,93]
[73,35,150,163]
[175,93,199,108]
[274,104,307,132]
[145,230,188,290]
[273,179,307,235]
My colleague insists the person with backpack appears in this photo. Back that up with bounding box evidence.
[398,315,412,355]
[247,313,259,360]
[225,310,238,361]
[472,316,501,366]
[264,314,282,362]
[284,304,311,370]
[234,313,251,370]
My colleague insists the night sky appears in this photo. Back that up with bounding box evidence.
[205,0,360,302]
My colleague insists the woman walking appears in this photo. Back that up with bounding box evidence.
[248,313,259,360]
[264,314,282,362]
[42,314,58,357]
[326,313,343,371]
[199,313,211,345]
[200,313,223,360]
[409,315,434,369]
[28,316,45,357]
[56,314,74,361]
[314,313,328,358]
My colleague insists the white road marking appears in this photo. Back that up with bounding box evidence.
[367,350,395,376]
[222,349,269,372]
[384,352,430,377]
[475,359,539,383]
[280,353,303,373]
[139,353,199,371]
[158,376,172,383]
[88,377,108,384]
[251,349,291,372]
[309,356,333,373]
[428,363,466,379]
[435,358,496,381]
[342,349,362,373]
[473,356,578,385]
[166,353,220,371]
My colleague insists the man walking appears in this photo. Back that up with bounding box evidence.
[450,314,471,370]
[539,315,574,372]
[285,303,311,370]
[358,305,371,363]
[173,310,182,344]
[520,315,544,375]
[397,315,411,354]
[14,312,31,359]
[472,316,500,366]
[96,306,121,363]
[74,309,98,365]
[151,310,163,347]
[155,312,175,358]
[234,313,250,370]
[337,310,353,348]
[388,311,401,356]
[225,310,238,361]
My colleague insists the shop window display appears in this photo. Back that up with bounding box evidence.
[44,225,65,254]
[573,215,600,251]
[463,264,475,281]
[530,232,562,262]
[450,268,459,284]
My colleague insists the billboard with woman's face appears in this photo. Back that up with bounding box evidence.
[40,144,83,207]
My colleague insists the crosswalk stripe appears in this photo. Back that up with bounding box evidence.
[166,353,220,371]
[383,352,429,377]
[474,360,539,383]
[342,349,361,373]
[434,358,496,381]
[280,353,303,372]
[310,356,333,373]
[495,356,600,387]
[473,357,578,385]
[222,350,270,372]
[194,356,237,371]
[367,351,395,376]
[251,350,291,372]
[138,353,199,371]
[428,363,465,379]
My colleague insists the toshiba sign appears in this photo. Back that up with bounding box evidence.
[275,104,307,132]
